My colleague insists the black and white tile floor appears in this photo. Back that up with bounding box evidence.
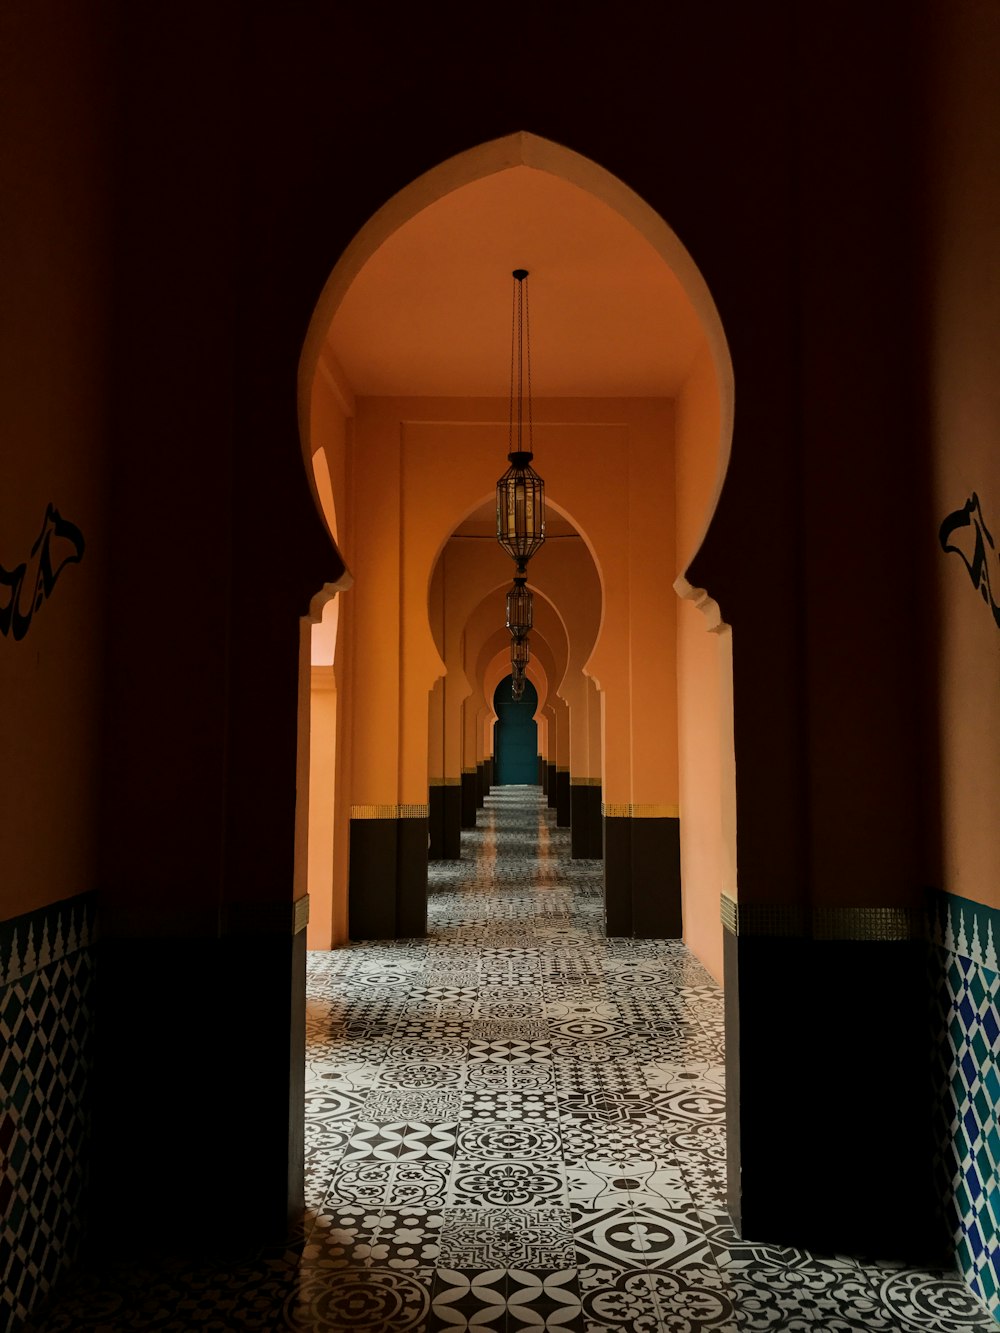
[28,788,996,1331]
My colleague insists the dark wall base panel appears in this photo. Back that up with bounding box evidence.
[461,774,478,828]
[571,784,590,858]
[397,818,429,935]
[725,931,945,1262]
[428,785,445,860]
[587,787,603,857]
[556,771,571,828]
[442,785,461,857]
[349,817,428,939]
[475,764,485,809]
[571,784,603,859]
[603,816,681,938]
[92,929,306,1255]
[430,786,461,857]
[546,763,557,808]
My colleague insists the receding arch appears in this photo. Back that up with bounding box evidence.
[298,130,734,599]
[296,127,736,984]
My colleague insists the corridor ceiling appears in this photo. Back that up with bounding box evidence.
[328,165,703,398]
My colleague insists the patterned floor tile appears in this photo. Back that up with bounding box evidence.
[574,1207,669,1272]
[328,1160,451,1209]
[285,1264,433,1330]
[438,1207,574,1268]
[449,1160,567,1209]
[430,1266,582,1332]
[460,1088,560,1123]
[566,1161,689,1212]
[375,1061,465,1089]
[558,1119,674,1166]
[454,1118,556,1155]
[363,1091,464,1121]
[26,788,997,1333]
[342,1120,459,1163]
[578,1264,665,1331]
[622,1205,715,1272]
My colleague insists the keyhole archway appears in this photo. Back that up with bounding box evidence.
[296,130,736,983]
[493,674,540,785]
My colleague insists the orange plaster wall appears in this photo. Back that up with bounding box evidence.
[339,396,681,857]
[310,347,353,553]
[306,669,337,948]
[0,5,114,920]
[925,5,1000,909]
[626,402,678,804]
[675,341,725,984]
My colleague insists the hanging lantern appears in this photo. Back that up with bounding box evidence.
[506,574,533,640]
[511,634,530,670]
[511,660,526,700]
[497,270,545,567]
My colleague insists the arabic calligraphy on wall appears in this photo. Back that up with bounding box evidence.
[0,504,85,641]
[940,493,1000,629]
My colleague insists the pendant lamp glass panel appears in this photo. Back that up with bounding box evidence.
[506,579,533,639]
[511,636,530,669]
[497,462,545,566]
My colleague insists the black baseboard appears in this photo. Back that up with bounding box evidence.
[546,763,557,808]
[92,925,306,1254]
[725,930,944,1261]
[428,785,445,860]
[571,783,602,858]
[443,785,461,858]
[349,815,428,938]
[429,786,461,858]
[556,769,571,828]
[603,815,681,937]
[461,772,477,828]
[587,786,603,857]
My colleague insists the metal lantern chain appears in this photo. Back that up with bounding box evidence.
[496,270,546,569]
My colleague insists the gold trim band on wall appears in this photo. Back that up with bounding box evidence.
[428,778,461,787]
[602,803,680,819]
[720,892,924,941]
[350,804,430,819]
[571,777,602,786]
[462,767,477,776]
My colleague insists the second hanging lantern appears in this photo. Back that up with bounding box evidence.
[506,573,533,641]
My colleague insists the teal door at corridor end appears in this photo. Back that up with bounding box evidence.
[493,675,539,785]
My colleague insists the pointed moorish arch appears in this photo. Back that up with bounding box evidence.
[296,129,735,985]
[299,131,733,554]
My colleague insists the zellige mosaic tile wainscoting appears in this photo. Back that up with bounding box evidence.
[929,891,1000,1324]
[1,893,96,1332]
[24,792,996,1331]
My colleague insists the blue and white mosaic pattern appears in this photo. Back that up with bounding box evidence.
[929,891,1000,1322]
[24,796,996,1330]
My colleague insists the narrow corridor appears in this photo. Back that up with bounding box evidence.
[29,790,993,1331]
